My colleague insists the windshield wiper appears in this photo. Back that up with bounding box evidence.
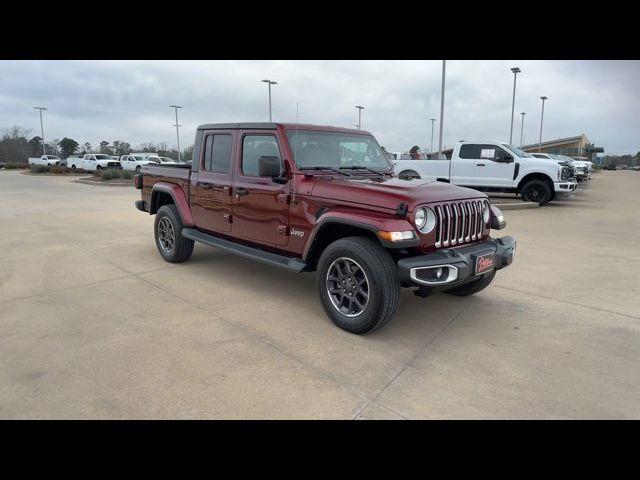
[299,166,351,176]
[339,166,391,176]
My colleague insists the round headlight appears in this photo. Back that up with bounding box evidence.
[414,208,427,230]
[415,207,436,233]
[482,203,490,224]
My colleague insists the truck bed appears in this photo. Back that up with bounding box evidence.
[140,163,192,206]
[392,159,451,180]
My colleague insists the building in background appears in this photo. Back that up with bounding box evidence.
[522,134,604,162]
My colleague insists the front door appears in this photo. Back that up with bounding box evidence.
[472,144,515,188]
[191,131,235,234]
[231,132,290,247]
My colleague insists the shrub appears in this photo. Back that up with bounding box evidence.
[93,168,134,181]
[50,165,70,174]
[29,164,50,173]
[3,162,29,169]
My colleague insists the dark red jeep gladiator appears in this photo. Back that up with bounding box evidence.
[134,123,516,334]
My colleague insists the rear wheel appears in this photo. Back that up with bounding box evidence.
[444,270,496,296]
[154,205,194,263]
[317,236,400,334]
[521,179,552,205]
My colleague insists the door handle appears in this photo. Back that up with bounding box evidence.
[235,187,249,197]
[476,163,486,167]
[197,182,213,190]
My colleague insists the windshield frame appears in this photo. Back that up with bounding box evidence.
[502,144,533,158]
[286,129,393,173]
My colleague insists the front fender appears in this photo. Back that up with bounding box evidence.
[302,207,418,260]
[151,182,194,226]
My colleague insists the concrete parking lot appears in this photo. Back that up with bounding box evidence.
[1,170,638,419]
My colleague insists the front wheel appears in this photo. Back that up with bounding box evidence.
[154,205,194,263]
[399,170,421,180]
[521,179,552,206]
[135,165,141,173]
[317,236,400,334]
[96,165,103,171]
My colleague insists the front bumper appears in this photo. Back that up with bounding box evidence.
[554,181,578,193]
[397,236,516,288]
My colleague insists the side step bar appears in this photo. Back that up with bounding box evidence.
[182,228,307,272]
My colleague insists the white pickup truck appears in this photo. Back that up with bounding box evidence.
[28,155,62,166]
[120,154,163,172]
[80,154,122,171]
[392,141,577,205]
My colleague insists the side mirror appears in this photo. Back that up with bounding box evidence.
[258,156,285,181]
[501,154,514,163]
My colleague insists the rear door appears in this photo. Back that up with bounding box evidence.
[450,144,478,186]
[231,131,289,247]
[190,130,235,233]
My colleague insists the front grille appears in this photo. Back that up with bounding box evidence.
[433,199,489,248]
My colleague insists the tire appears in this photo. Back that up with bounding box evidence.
[317,236,400,334]
[71,164,76,170]
[136,165,141,173]
[444,270,496,297]
[399,170,421,180]
[96,165,103,171]
[521,179,552,206]
[154,205,194,263]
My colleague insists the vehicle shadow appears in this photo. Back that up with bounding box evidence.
[185,245,471,334]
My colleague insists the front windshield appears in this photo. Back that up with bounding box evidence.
[502,144,533,158]
[95,154,111,160]
[286,131,392,171]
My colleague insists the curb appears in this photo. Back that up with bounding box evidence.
[75,177,133,187]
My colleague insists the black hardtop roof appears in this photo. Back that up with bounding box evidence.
[196,123,370,135]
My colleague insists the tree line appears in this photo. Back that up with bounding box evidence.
[0,125,193,163]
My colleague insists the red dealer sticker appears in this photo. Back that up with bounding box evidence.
[475,253,496,275]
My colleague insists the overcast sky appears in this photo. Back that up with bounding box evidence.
[1,60,638,155]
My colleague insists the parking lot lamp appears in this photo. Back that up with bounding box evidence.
[170,105,182,162]
[509,67,521,144]
[261,80,277,122]
[438,60,446,159]
[33,106,47,155]
[430,118,436,154]
[520,112,526,148]
[538,96,548,152]
[355,105,365,130]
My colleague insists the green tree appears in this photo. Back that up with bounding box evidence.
[28,136,44,156]
[58,138,79,158]
[99,141,113,155]
[112,141,131,156]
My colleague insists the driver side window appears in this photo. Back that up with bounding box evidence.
[242,135,282,177]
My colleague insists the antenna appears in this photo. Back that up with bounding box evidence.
[294,101,299,161]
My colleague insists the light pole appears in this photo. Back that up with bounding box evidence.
[169,105,182,162]
[33,106,47,155]
[509,67,521,144]
[438,60,446,159]
[429,118,436,155]
[519,112,526,148]
[538,96,548,152]
[355,105,365,130]
[261,79,277,122]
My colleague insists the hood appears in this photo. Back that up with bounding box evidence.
[310,176,487,212]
